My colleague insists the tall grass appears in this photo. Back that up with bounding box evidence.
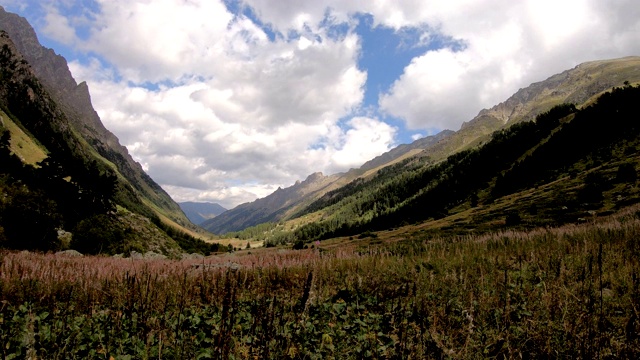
[1,211,640,358]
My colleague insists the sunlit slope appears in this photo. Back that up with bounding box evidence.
[0,108,47,165]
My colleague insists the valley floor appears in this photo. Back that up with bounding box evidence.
[2,206,640,358]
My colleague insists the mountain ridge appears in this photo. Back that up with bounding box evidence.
[202,171,344,233]
[205,56,640,234]
[0,8,220,256]
[178,202,227,225]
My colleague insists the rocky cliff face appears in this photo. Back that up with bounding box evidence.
[476,57,640,127]
[0,7,191,227]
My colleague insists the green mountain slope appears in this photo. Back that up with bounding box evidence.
[206,57,640,237]
[0,15,216,256]
[0,7,192,229]
[284,84,640,243]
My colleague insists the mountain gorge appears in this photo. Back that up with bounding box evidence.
[1,5,640,258]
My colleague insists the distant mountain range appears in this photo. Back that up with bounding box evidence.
[178,202,227,225]
[203,56,640,235]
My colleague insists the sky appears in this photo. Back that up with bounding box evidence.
[2,0,640,209]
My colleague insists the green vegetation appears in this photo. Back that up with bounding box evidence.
[0,109,48,165]
[0,33,214,256]
[2,207,640,357]
[251,84,640,246]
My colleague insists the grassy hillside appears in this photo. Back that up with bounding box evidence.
[0,108,47,164]
[0,8,196,233]
[294,85,639,241]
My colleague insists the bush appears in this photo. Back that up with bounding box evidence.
[1,187,60,251]
[505,212,522,226]
[616,163,637,183]
[292,240,305,250]
[71,214,125,255]
[358,230,378,239]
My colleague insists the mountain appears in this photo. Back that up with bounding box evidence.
[357,130,454,175]
[202,172,342,233]
[0,7,191,229]
[205,56,640,235]
[270,83,640,244]
[418,56,640,162]
[203,130,455,234]
[0,8,217,256]
[178,202,227,225]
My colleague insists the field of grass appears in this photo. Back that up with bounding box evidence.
[2,204,640,358]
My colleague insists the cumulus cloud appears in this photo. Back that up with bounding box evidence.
[374,0,640,130]
[61,0,386,207]
[40,7,77,45]
[330,117,397,171]
[247,0,640,131]
[20,0,640,208]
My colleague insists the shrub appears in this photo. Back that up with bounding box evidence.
[616,163,637,183]
[71,214,125,254]
[505,212,522,226]
[1,187,60,251]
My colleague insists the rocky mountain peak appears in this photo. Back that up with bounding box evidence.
[304,172,325,183]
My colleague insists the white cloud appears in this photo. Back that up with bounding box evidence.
[246,0,640,131]
[40,7,77,45]
[330,117,397,171]
[375,0,640,130]
[60,0,381,208]
[25,0,640,209]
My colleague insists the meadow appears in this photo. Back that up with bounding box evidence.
[2,207,640,359]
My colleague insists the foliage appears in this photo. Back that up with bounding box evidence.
[2,208,640,357]
[0,186,60,251]
[71,214,125,255]
[152,216,222,255]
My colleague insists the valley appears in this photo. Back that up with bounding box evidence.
[1,4,640,358]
